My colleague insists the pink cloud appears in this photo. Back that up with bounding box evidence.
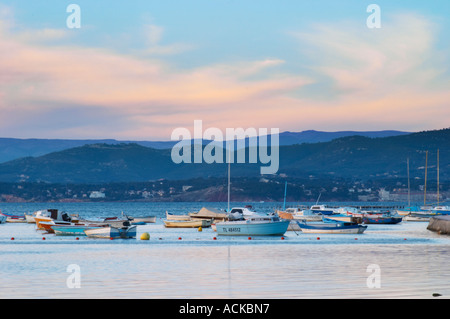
[0,10,448,140]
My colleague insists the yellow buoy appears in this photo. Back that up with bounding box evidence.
[140,232,150,240]
[198,226,202,232]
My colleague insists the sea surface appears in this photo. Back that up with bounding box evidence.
[0,201,449,299]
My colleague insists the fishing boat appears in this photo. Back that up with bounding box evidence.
[309,204,336,215]
[84,225,137,239]
[215,215,290,236]
[52,224,107,236]
[166,211,191,221]
[296,220,367,234]
[163,219,211,228]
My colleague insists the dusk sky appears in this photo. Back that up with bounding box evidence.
[0,1,449,140]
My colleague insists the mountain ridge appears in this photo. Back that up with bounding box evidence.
[0,128,447,184]
[0,129,410,163]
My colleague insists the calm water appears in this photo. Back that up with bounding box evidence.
[0,202,449,299]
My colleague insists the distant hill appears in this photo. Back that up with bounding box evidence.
[0,128,447,184]
[0,130,409,163]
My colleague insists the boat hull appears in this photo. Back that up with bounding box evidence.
[163,219,211,228]
[297,221,367,234]
[362,216,402,224]
[52,225,103,236]
[84,226,137,239]
[132,216,156,223]
[216,220,290,236]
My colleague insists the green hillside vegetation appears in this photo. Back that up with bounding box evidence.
[0,128,448,184]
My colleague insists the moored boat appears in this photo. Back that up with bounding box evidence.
[296,220,367,234]
[166,211,191,221]
[0,211,26,223]
[131,216,157,224]
[276,207,322,222]
[309,205,336,215]
[84,225,137,239]
[163,219,211,228]
[52,224,107,236]
[215,215,290,236]
[188,207,229,221]
[38,220,72,233]
[362,214,402,224]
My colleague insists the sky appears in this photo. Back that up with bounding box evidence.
[0,1,449,140]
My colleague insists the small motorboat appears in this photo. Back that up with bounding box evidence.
[84,223,137,239]
[296,220,367,234]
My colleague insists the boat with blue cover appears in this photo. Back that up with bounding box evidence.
[296,220,367,234]
[362,214,402,224]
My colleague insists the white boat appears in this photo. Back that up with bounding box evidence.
[276,207,322,221]
[131,216,157,223]
[84,225,137,239]
[309,204,336,215]
[215,215,290,236]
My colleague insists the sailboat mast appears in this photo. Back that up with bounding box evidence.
[437,149,440,206]
[407,157,410,207]
[227,148,231,212]
[424,150,428,206]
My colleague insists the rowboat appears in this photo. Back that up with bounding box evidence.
[362,215,402,224]
[215,215,290,236]
[296,221,367,234]
[52,224,106,236]
[0,211,26,223]
[131,216,156,224]
[163,219,211,228]
[166,211,191,221]
[84,225,137,239]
